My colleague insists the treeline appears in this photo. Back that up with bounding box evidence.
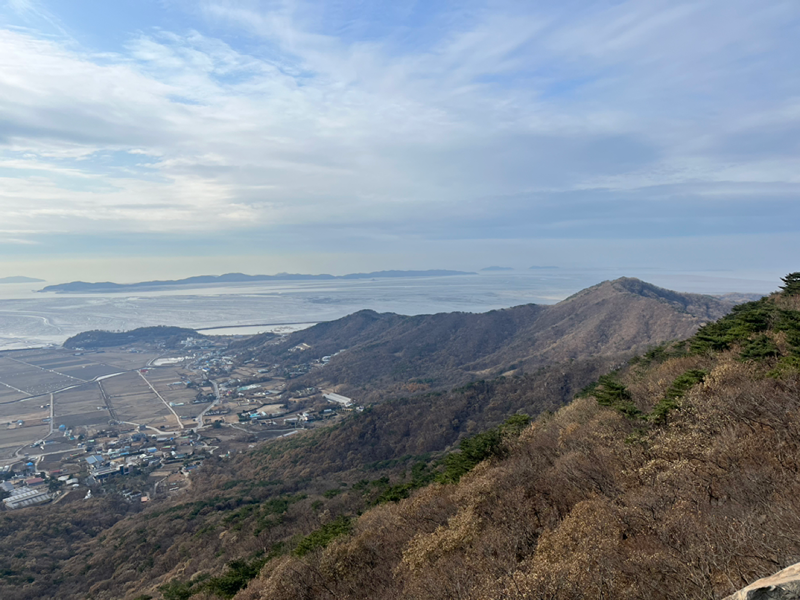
[63,326,200,349]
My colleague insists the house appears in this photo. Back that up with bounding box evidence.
[84,455,103,467]
[92,465,127,481]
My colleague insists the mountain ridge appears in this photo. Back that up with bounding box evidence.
[236,277,734,400]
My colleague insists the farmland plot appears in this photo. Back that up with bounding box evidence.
[101,371,178,429]
[54,383,110,429]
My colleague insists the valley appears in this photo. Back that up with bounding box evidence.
[1,276,795,600]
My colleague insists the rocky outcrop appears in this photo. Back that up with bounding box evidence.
[724,563,800,599]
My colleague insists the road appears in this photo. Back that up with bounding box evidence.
[196,380,220,429]
[97,380,119,423]
[0,372,124,407]
[138,370,184,429]
[5,354,88,383]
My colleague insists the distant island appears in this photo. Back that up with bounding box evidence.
[0,276,44,284]
[480,266,513,272]
[39,270,475,294]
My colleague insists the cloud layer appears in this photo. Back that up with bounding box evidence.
[0,0,798,271]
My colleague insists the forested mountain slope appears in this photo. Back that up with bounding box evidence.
[0,355,617,600]
[232,274,800,600]
[0,277,764,600]
[236,277,733,398]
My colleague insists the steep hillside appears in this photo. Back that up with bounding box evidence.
[0,277,772,600]
[237,277,732,398]
[0,355,617,600]
[231,274,800,600]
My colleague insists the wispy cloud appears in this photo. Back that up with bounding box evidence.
[0,0,797,268]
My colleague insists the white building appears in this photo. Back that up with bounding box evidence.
[3,488,51,510]
[323,393,353,408]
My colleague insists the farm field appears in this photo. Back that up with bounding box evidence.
[55,383,110,429]
[91,351,161,371]
[140,367,198,421]
[0,423,49,461]
[0,386,27,403]
[101,371,180,430]
[0,348,165,462]
[0,397,48,424]
[0,356,79,396]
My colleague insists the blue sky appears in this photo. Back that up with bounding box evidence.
[0,0,798,284]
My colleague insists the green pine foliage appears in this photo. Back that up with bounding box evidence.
[650,369,707,424]
[690,284,800,359]
[374,462,437,504]
[204,557,269,599]
[438,414,531,483]
[592,374,641,419]
[739,335,780,361]
[293,516,353,557]
[781,272,800,295]
[629,342,689,368]
[160,554,271,600]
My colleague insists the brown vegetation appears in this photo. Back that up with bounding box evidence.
[238,277,734,401]
[3,277,792,600]
[234,287,800,600]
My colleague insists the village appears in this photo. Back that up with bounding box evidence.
[0,333,356,512]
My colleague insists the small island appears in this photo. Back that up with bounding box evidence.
[0,276,45,284]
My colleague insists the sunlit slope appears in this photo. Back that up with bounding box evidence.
[235,274,800,600]
[236,277,734,398]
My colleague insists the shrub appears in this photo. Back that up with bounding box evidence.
[293,516,352,557]
[650,369,707,423]
[593,374,641,419]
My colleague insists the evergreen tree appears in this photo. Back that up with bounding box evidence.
[780,272,800,295]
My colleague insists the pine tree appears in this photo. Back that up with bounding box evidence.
[780,272,800,296]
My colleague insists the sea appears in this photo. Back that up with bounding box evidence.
[0,269,779,350]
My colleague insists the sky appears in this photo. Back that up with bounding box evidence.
[0,0,798,284]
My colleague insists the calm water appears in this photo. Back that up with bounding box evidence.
[0,269,778,350]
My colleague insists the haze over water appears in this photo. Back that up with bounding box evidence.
[0,270,778,350]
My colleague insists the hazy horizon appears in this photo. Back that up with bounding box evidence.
[0,1,797,282]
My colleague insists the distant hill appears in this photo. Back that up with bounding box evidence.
[480,266,513,271]
[39,270,474,293]
[63,326,201,349]
[234,277,734,399]
[715,291,766,304]
[0,275,44,284]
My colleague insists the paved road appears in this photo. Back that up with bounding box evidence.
[138,370,184,429]
[196,380,221,429]
[97,379,119,423]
